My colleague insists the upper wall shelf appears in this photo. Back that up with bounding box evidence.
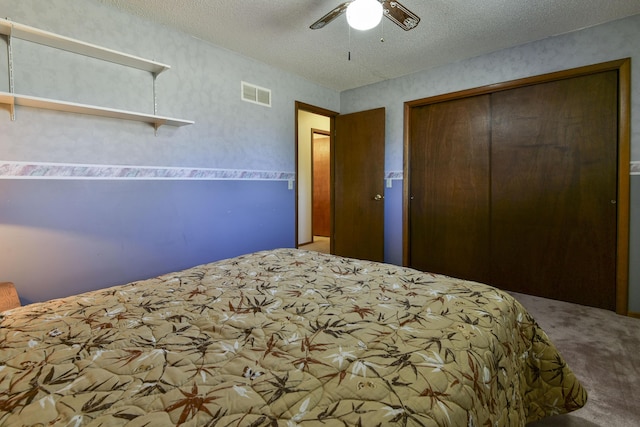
[0,18,193,131]
[0,91,194,128]
[0,18,170,74]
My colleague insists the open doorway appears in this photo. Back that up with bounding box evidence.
[312,130,330,238]
[295,102,386,261]
[298,129,331,253]
[295,102,337,254]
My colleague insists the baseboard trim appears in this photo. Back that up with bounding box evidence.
[628,311,640,319]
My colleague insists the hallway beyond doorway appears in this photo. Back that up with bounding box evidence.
[300,236,329,254]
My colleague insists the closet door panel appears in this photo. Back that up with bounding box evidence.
[490,71,618,309]
[409,96,491,282]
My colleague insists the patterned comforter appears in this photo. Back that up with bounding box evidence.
[0,249,586,426]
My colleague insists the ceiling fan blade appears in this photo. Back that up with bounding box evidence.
[382,0,420,31]
[310,2,351,29]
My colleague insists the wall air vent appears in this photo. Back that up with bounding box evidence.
[241,81,271,107]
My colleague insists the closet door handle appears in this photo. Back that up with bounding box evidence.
[374,194,383,201]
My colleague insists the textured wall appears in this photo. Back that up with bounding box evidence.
[0,0,339,169]
[341,14,640,312]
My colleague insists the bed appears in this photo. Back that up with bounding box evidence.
[0,248,586,426]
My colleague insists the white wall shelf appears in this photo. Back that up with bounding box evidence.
[0,18,193,130]
[0,18,170,74]
[0,91,194,129]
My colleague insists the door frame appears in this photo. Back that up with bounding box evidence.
[295,101,338,251]
[403,58,631,315]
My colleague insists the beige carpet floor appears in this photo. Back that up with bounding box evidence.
[510,292,640,426]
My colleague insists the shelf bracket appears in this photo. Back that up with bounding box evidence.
[152,72,158,136]
[7,29,15,120]
[151,73,160,136]
[152,72,158,115]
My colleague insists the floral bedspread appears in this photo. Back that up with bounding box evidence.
[0,249,586,426]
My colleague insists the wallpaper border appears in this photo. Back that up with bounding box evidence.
[1,161,636,179]
[0,161,406,181]
[0,161,295,181]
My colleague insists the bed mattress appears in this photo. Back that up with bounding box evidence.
[0,249,586,426]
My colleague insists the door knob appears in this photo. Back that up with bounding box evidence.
[374,194,383,201]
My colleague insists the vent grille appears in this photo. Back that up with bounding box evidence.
[241,81,271,107]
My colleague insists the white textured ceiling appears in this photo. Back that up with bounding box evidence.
[97,0,640,92]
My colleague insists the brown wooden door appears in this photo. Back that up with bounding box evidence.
[409,96,491,282]
[334,108,385,262]
[490,71,618,309]
[406,67,621,311]
[312,135,330,237]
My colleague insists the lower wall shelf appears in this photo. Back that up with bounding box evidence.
[0,91,194,129]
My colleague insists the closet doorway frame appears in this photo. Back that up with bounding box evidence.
[295,101,338,250]
[403,58,631,315]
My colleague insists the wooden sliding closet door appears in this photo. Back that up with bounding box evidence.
[406,63,625,311]
[409,96,491,282]
[490,72,618,309]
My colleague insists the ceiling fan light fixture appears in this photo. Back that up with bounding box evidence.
[346,0,383,31]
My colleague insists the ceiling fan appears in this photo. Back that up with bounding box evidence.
[310,0,420,31]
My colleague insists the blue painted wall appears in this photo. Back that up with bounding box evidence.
[383,179,403,266]
[0,179,294,305]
